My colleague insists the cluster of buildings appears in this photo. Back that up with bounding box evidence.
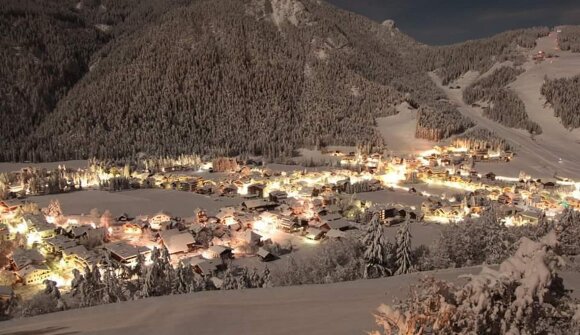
[3,141,580,297]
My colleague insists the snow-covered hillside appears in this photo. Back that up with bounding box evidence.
[1,267,579,335]
[425,32,580,179]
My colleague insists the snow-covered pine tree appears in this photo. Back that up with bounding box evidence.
[363,214,389,279]
[249,268,262,288]
[236,267,251,289]
[221,268,237,290]
[173,262,195,294]
[193,274,209,292]
[141,247,175,297]
[45,199,63,219]
[80,264,105,307]
[480,206,512,264]
[556,208,580,255]
[43,279,66,311]
[372,231,580,335]
[262,267,272,288]
[102,253,125,303]
[141,248,159,297]
[395,218,414,275]
[70,268,84,297]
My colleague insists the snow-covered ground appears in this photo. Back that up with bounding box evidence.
[431,33,580,179]
[31,189,241,218]
[376,102,433,156]
[356,188,425,208]
[509,33,580,178]
[2,267,578,335]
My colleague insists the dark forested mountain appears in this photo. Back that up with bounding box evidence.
[0,0,557,162]
[0,0,107,159]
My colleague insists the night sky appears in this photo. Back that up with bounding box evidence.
[327,0,580,45]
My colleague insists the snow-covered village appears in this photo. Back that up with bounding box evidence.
[2,1,580,334]
[1,138,580,330]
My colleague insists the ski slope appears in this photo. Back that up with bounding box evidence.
[431,32,580,179]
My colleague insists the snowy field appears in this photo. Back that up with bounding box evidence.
[356,189,425,208]
[2,267,578,335]
[383,221,443,247]
[376,102,433,156]
[30,189,241,218]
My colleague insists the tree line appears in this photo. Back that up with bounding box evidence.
[541,74,580,129]
[558,25,580,53]
[463,66,542,134]
[452,127,513,151]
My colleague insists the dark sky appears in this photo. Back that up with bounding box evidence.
[327,0,580,45]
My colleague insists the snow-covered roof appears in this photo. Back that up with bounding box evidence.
[326,219,351,231]
[104,242,150,261]
[46,235,78,250]
[17,264,50,278]
[257,247,274,259]
[160,230,196,254]
[305,227,324,240]
[62,245,96,263]
[206,245,233,258]
[242,199,277,209]
[320,213,342,222]
[12,248,45,270]
[242,230,262,244]
[325,229,346,239]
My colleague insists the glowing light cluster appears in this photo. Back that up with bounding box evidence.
[572,183,580,200]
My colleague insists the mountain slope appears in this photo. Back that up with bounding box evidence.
[0,0,108,160]
[17,0,422,161]
[0,0,557,162]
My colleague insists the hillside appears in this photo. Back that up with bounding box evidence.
[0,0,108,160]
[9,0,419,161]
[432,32,580,179]
[0,0,557,162]
[1,266,579,335]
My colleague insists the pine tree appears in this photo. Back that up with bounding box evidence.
[43,279,66,311]
[81,264,104,307]
[363,214,389,278]
[45,199,63,218]
[395,218,414,275]
[249,268,262,288]
[555,208,580,255]
[173,262,195,294]
[141,247,175,297]
[102,253,125,303]
[193,274,208,292]
[70,268,85,297]
[236,268,250,289]
[262,267,273,288]
[221,268,237,290]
